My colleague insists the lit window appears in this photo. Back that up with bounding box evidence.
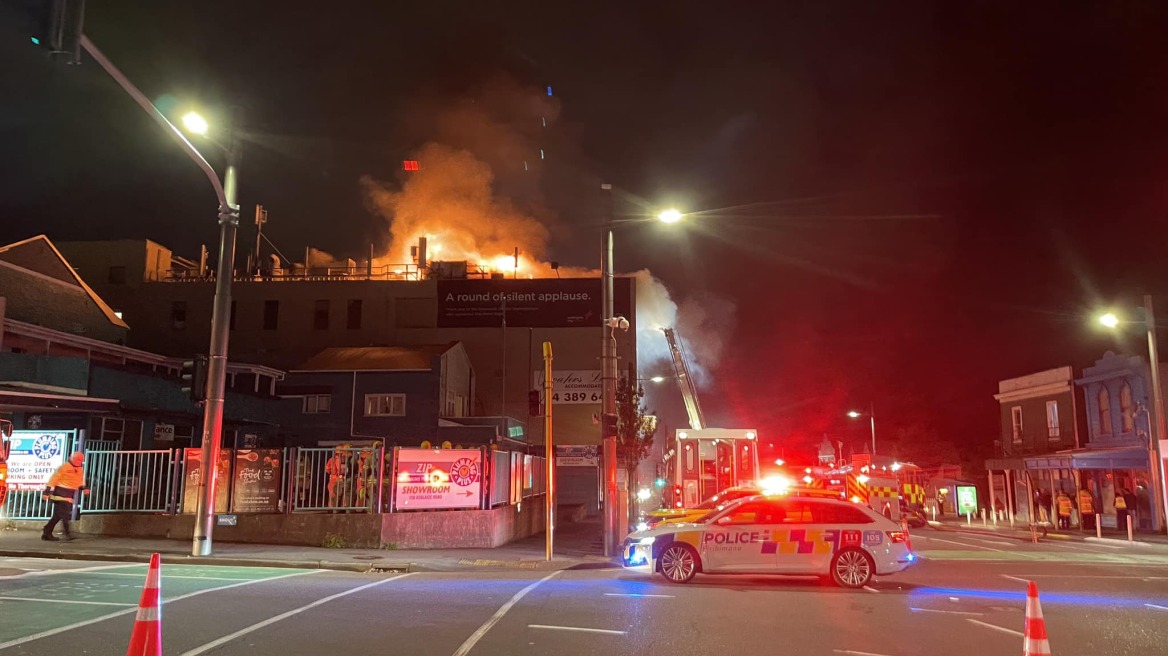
[1046,400,1060,440]
[303,394,331,414]
[364,393,406,417]
[1011,406,1023,443]
[1098,388,1112,436]
[1120,381,1134,433]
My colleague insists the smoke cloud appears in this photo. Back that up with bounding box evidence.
[360,78,735,387]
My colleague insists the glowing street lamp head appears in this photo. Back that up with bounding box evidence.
[650,376,665,383]
[657,208,683,224]
[1099,312,1120,329]
[847,410,862,418]
[182,111,209,136]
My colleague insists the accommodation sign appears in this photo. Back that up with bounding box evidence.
[394,448,482,510]
[532,369,601,404]
[436,278,632,328]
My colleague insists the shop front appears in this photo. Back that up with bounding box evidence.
[1025,445,1153,531]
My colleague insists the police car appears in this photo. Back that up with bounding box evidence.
[622,495,915,587]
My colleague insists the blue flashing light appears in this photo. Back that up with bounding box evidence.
[30,36,41,45]
[547,86,553,96]
[906,553,916,562]
[910,586,1168,609]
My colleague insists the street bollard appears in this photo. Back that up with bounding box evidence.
[992,511,997,526]
[1010,512,1015,528]
[982,509,987,528]
[931,506,936,522]
[1096,516,1102,539]
[966,512,972,526]
[1128,515,1134,542]
[1031,524,1037,543]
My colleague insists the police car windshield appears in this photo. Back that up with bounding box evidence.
[695,489,758,510]
[694,496,757,523]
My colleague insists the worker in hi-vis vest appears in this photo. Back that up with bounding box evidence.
[42,452,88,541]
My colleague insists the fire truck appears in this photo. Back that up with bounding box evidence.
[659,328,760,508]
[0,419,13,509]
[816,456,927,521]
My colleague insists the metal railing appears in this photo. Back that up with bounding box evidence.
[490,450,511,506]
[291,446,382,512]
[1,490,55,521]
[81,450,176,514]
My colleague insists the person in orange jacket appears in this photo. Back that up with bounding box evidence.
[42,452,88,541]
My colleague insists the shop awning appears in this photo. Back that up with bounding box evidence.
[1024,445,1148,471]
[0,390,120,414]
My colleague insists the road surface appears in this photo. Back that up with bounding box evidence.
[2,531,1167,655]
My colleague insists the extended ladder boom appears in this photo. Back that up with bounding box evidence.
[662,327,705,430]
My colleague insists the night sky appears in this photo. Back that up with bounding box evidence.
[4,1,1168,468]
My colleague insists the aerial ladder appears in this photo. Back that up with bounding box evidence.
[660,328,758,508]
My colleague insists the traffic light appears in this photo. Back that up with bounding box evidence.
[601,412,618,439]
[26,0,86,64]
[528,390,542,416]
[673,485,683,508]
[181,355,209,403]
[654,477,666,488]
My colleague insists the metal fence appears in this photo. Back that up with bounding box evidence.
[291,446,382,512]
[490,450,511,506]
[81,450,177,513]
[1,490,55,521]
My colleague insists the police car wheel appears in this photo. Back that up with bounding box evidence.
[830,548,874,588]
[658,543,699,583]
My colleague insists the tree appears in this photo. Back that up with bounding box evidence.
[616,380,659,493]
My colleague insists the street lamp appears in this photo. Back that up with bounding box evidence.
[847,404,877,457]
[181,108,244,557]
[649,376,666,383]
[657,208,683,224]
[1097,297,1168,533]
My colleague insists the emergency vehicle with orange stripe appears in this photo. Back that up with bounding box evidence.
[809,456,926,521]
[623,494,915,587]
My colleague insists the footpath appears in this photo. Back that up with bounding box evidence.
[0,519,616,573]
[926,515,1168,547]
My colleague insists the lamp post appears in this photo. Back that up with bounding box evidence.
[1098,296,1168,533]
[186,109,242,556]
[598,187,684,555]
[847,404,877,457]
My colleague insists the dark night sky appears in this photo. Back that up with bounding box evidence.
[4,1,1168,465]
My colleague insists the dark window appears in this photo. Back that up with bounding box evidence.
[263,300,279,330]
[171,301,187,329]
[813,502,875,524]
[347,300,363,330]
[314,300,330,330]
[229,301,237,330]
[108,266,126,284]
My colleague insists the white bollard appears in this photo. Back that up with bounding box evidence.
[966,512,972,526]
[992,511,997,526]
[1010,512,1015,528]
[1096,516,1102,539]
[932,506,937,522]
[1128,515,1134,543]
[982,509,987,527]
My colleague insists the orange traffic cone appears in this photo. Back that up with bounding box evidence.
[126,552,162,656]
[1023,580,1051,656]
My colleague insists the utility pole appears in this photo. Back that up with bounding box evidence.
[543,341,555,561]
[600,183,619,557]
[1143,295,1168,533]
[253,205,267,276]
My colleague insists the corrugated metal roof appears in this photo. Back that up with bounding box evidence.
[294,344,458,371]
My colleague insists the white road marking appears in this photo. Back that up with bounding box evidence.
[180,573,414,656]
[0,596,134,607]
[974,539,1016,546]
[967,619,1024,637]
[1015,574,1168,580]
[0,568,320,651]
[528,625,626,636]
[452,570,562,656]
[1000,574,1030,584]
[833,650,895,656]
[1049,543,1114,553]
[1146,604,1168,611]
[862,585,880,593]
[909,607,984,616]
[0,562,143,580]
[1075,541,1123,550]
[87,572,254,581]
[915,535,1006,552]
[603,592,674,598]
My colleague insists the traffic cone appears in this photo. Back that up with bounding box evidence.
[126,552,162,656]
[1023,580,1051,656]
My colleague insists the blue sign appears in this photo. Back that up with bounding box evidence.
[8,431,71,490]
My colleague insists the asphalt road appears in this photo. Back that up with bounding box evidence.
[2,532,1168,656]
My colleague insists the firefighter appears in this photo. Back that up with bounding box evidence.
[325,445,350,510]
[42,452,88,541]
[1056,489,1073,529]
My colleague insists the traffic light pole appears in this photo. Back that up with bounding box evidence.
[600,183,619,557]
[543,341,555,561]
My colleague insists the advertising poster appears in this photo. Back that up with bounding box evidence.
[231,449,283,513]
[183,448,233,513]
[394,448,482,510]
[956,485,978,516]
[532,370,602,405]
[6,431,71,490]
[436,278,632,328]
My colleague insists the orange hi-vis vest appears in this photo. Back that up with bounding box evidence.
[46,462,85,502]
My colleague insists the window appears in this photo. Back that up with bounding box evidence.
[263,300,279,330]
[814,503,875,524]
[313,300,330,330]
[364,393,406,416]
[1098,388,1113,436]
[718,501,774,525]
[779,501,816,524]
[1120,381,1134,433]
[108,266,126,284]
[171,301,187,330]
[347,300,363,330]
[1011,406,1023,443]
[1046,400,1060,440]
[99,417,143,449]
[303,394,332,414]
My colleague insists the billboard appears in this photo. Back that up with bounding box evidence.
[183,448,233,513]
[436,278,633,328]
[232,449,284,513]
[394,448,482,510]
[5,431,71,490]
[532,369,601,405]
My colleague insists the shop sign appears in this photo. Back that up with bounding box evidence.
[394,448,482,510]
